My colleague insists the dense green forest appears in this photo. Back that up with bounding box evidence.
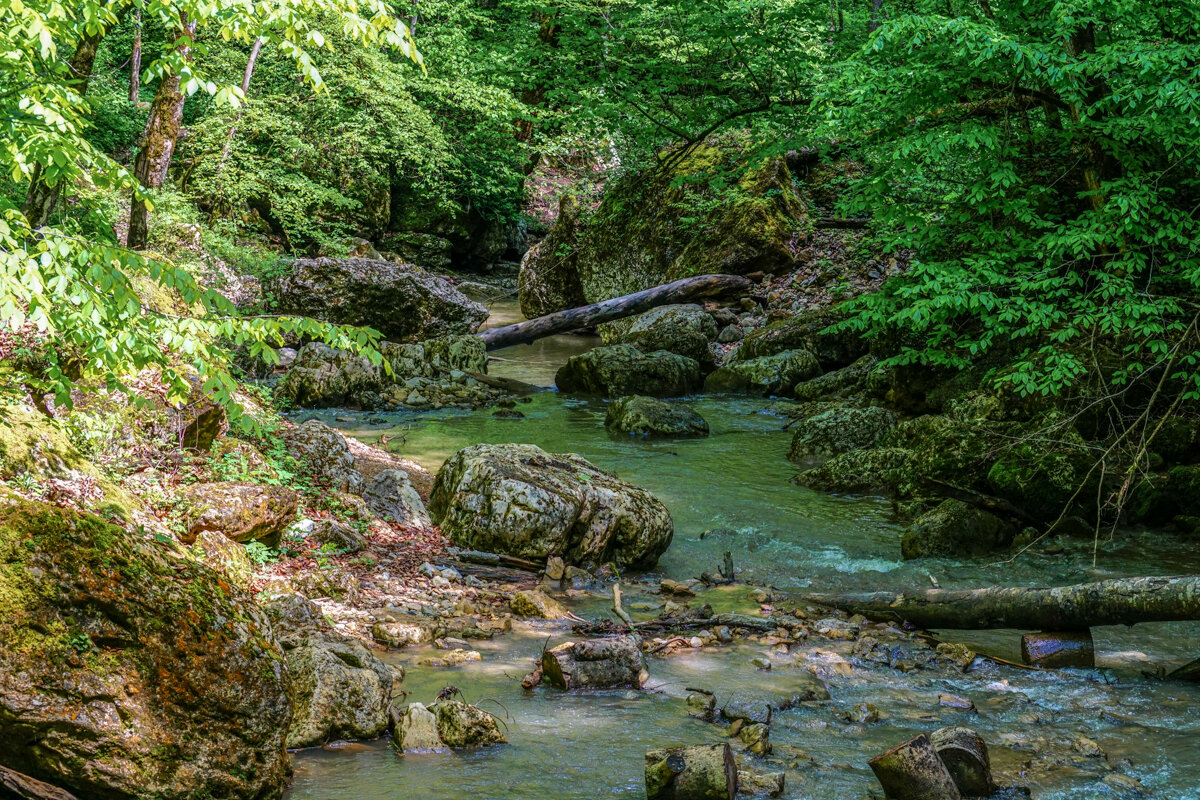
[1,0,1199,798]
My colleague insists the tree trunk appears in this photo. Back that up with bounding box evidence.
[241,37,264,95]
[128,13,196,250]
[868,734,962,800]
[478,274,755,350]
[645,744,736,800]
[22,30,105,228]
[129,10,142,103]
[0,765,79,800]
[867,0,884,33]
[800,575,1200,630]
[928,727,994,797]
[541,635,646,690]
[1021,630,1095,668]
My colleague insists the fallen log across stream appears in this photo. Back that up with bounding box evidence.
[477,273,756,350]
[799,575,1200,630]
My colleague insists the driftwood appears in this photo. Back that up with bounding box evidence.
[440,559,539,588]
[447,548,544,572]
[869,734,962,800]
[929,727,994,797]
[800,575,1200,630]
[645,744,737,800]
[0,766,79,800]
[1021,630,1095,668]
[541,635,646,690]
[478,274,755,350]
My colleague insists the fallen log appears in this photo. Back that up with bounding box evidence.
[1021,630,1095,668]
[869,734,962,800]
[478,274,756,350]
[799,575,1200,630]
[929,727,994,797]
[645,744,737,800]
[0,766,79,800]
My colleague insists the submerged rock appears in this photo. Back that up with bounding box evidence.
[900,499,1016,559]
[704,349,819,395]
[268,257,487,342]
[605,395,710,437]
[264,594,393,748]
[555,344,700,398]
[179,481,298,546]
[787,406,897,460]
[430,443,673,569]
[0,494,291,799]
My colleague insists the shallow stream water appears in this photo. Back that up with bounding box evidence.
[288,301,1200,799]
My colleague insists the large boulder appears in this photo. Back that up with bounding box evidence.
[518,195,587,319]
[275,337,497,410]
[0,494,291,800]
[704,349,820,395]
[430,443,673,569]
[282,419,365,493]
[795,447,915,495]
[787,406,898,460]
[621,304,718,366]
[736,306,866,370]
[555,345,700,398]
[179,481,298,546]
[267,257,487,342]
[361,469,431,527]
[606,395,709,438]
[900,499,1017,559]
[431,700,507,747]
[263,594,393,748]
[517,140,809,327]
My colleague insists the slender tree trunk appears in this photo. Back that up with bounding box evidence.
[867,0,883,33]
[241,36,264,95]
[129,9,142,103]
[128,14,196,250]
[22,31,105,228]
[800,575,1200,630]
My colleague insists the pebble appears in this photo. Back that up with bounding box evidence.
[689,637,704,648]
[939,693,976,711]
[751,657,772,670]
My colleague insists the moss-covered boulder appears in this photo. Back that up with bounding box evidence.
[555,344,700,398]
[509,589,568,619]
[263,594,393,748]
[985,436,1093,521]
[518,195,588,319]
[191,529,255,587]
[736,306,865,370]
[431,700,506,748]
[268,257,487,342]
[518,140,809,325]
[795,448,915,495]
[793,355,878,401]
[787,406,897,460]
[180,481,299,547]
[0,494,291,799]
[620,304,718,366]
[900,499,1017,559]
[704,349,820,395]
[275,336,496,410]
[283,419,365,493]
[605,395,710,438]
[430,443,673,569]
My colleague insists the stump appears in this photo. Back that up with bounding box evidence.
[542,635,647,690]
[645,744,737,800]
[868,734,963,800]
[929,727,994,797]
[1020,629,1094,668]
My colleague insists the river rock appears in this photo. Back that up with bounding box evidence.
[793,354,878,401]
[510,589,568,619]
[264,594,393,748]
[283,419,366,493]
[736,306,865,370]
[430,443,673,569]
[0,494,291,799]
[268,257,487,342]
[555,344,701,398]
[787,406,898,460]
[392,702,448,752]
[795,447,915,495]
[900,499,1016,559]
[361,469,431,526]
[605,395,709,437]
[704,349,820,395]
[621,304,719,365]
[646,743,737,800]
[431,700,507,747]
[541,636,647,690]
[179,481,298,546]
[371,615,438,648]
[518,195,588,318]
[309,518,366,553]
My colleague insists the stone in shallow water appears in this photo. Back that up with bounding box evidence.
[787,405,898,460]
[605,395,710,437]
[555,344,700,398]
[393,703,447,753]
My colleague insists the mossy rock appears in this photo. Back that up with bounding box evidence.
[795,447,915,495]
[787,406,897,460]
[605,395,710,438]
[900,499,1017,559]
[0,495,290,799]
[735,306,864,370]
[555,345,701,398]
[704,349,820,395]
[620,304,718,366]
[985,436,1094,521]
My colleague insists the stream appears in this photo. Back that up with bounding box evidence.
[287,301,1200,799]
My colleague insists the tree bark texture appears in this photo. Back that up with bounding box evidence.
[478,274,755,350]
[128,13,196,249]
[800,576,1200,630]
[129,10,142,103]
[928,727,994,797]
[868,734,962,800]
[0,765,79,800]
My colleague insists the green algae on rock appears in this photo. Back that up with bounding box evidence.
[0,493,291,800]
[606,395,710,438]
[555,344,700,398]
